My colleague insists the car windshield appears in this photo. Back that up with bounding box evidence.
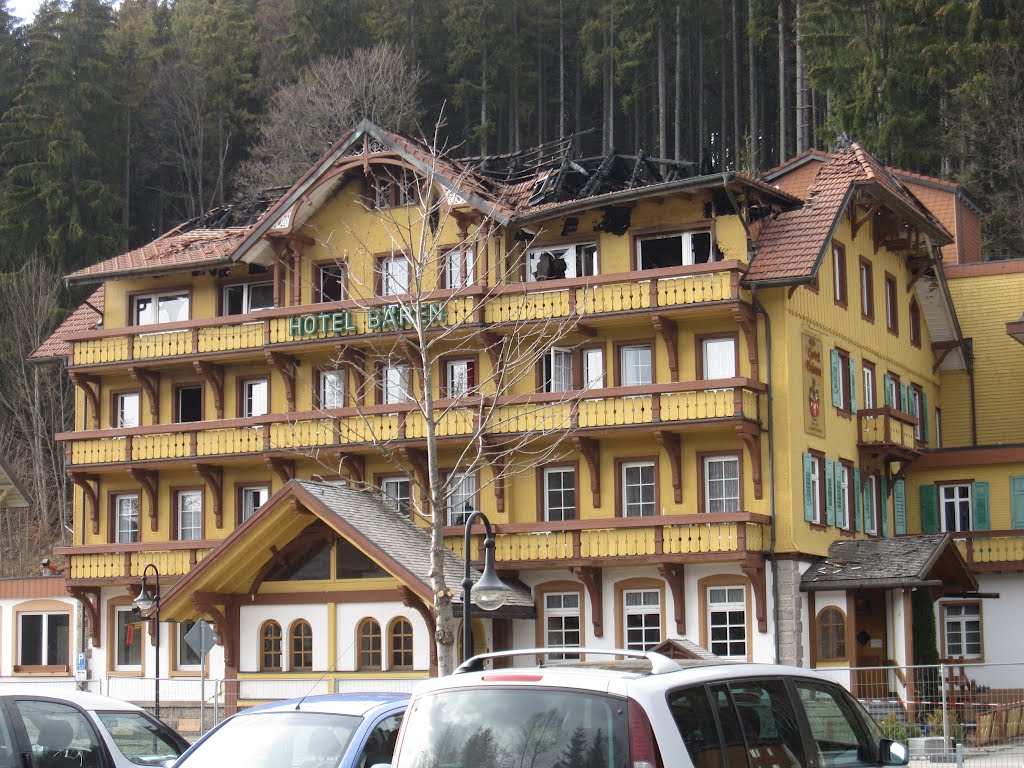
[96,712,182,766]
[394,688,629,768]
[178,711,361,768]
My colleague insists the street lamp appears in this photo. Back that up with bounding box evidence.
[133,564,161,719]
[461,509,514,663]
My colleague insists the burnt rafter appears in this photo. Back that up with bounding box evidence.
[735,423,763,500]
[653,430,682,504]
[69,472,100,535]
[264,457,295,484]
[127,366,160,422]
[69,373,100,429]
[126,468,158,532]
[658,564,686,635]
[730,304,759,381]
[740,554,768,633]
[194,463,224,528]
[573,566,604,637]
[193,361,224,419]
[264,352,297,411]
[651,315,679,382]
[68,587,101,647]
[572,436,601,508]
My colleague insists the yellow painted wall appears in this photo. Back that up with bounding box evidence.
[905,463,1023,533]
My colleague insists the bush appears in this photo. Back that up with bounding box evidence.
[878,712,922,742]
[926,709,968,744]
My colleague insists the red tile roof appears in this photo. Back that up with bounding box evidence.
[31,286,104,360]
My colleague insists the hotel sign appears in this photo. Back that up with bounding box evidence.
[287,302,448,338]
[802,332,825,437]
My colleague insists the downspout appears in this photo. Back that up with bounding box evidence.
[721,176,782,664]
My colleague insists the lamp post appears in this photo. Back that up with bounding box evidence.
[461,509,514,663]
[133,564,161,719]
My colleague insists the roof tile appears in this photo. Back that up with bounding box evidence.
[30,286,104,360]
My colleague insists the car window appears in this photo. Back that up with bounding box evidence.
[669,686,728,768]
[96,712,182,766]
[727,680,805,768]
[794,681,877,767]
[0,704,18,768]
[14,700,103,768]
[356,713,402,768]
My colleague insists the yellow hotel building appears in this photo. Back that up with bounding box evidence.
[32,123,1020,710]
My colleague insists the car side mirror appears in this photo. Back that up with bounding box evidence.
[880,739,908,765]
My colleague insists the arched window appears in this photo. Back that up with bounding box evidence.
[818,607,847,661]
[389,618,413,670]
[290,620,313,671]
[358,619,382,670]
[260,621,282,671]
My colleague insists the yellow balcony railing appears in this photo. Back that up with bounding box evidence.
[953,532,1024,570]
[54,542,213,581]
[857,407,918,452]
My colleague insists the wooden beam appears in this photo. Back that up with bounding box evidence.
[126,468,158,532]
[651,315,679,382]
[128,367,160,423]
[573,566,604,637]
[264,352,297,412]
[740,554,768,633]
[658,564,685,635]
[68,587,101,647]
[264,457,294,485]
[68,472,100,535]
[736,423,763,500]
[193,361,224,419]
[194,464,224,529]
[731,304,759,381]
[572,437,601,508]
[653,430,682,504]
[69,373,100,429]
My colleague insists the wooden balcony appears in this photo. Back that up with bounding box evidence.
[953,531,1024,572]
[857,406,920,476]
[65,262,747,368]
[58,380,764,468]
[52,541,214,583]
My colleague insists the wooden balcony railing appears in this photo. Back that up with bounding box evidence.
[52,541,214,581]
[952,531,1024,570]
[58,380,764,468]
[857,407,918,452]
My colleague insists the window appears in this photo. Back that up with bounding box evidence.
[544,593,581,657]
[379,254,410,295]
[17,611,69,668]
[177,621,201,669]
[884,373,899,410]
[372,173,416,208]
[935,408,943,448]
[114,494,139,544]
[526,242,598,281]
[701,336,736,379]
[176,489,202,541]
[944,603,982,658]
[836,462,852,529]
[443,247,474,288]
[290,620,313,671]
[115,392,140,428]
[795,681,874,765]
[910,385,924,441]
[241,378,268,417]
[832,348,853,411]
[260,621,282,671]
[336,539,388,579]
[316,263,346,302]
[380,362,412,404]
[380,476,411,516]
[131,290,189,325]
[16,701,101,764]
[176,384,202,423]
[623,589,661,650]
[637,230,714,269]
[703,455,739,513]
[358,619,382,670]
[619,344,652,386]
[318,369,346,409]
[707,586,746,659]
[862,362,875,409]
[444,358,476,398]
[941,483,972,532]
[621,461,656,517]
[832,243,847,306]
[543,466,576,521]
[863,475,878,534]
[909,299,922,347]
[817,607,847,661]
[860,258,874,320]
[729,680,805,763]
[582,347,605,389]
[446,471,477,526]
[389,618,414,670]
[885,274,898,334]
[115,606,143,670]
[240,485,268,523]
[542,347,573,392]
[806,454,823,525]
[222,281,273,315]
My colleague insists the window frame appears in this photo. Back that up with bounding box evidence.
[862,360,876,409]
[832,242,848,307]
[541,346,574,393]
[316,367,347,410]
[376,253,411,296]
[534,580,586,655]
[445,470,479,526]
[909,298,922,348]
[859,257,874,321]
[699,452,741,514]
[807,451,824,526]
[634,227,716,271]
[939,482,973,533]
[237,483,269,525]
[314,261,347,303]
[615,341,654,387]
[617,458,658,518]
[239,377,269,418]
[837,460,853,531]
[441,246,475,289]
[378,474,412,516]
[885,272,899,335]
[358,618,382,671]
[816,606,848,661]
[698,576,751,661]
[697,333,738,380]
[619,584,663,652]
[110,602,144,674]
[525,240,599,281]
[221,280,273,316]
[128,288,191,326]
[289,619,313,672]
[863,474,879,535]
[111,492,140,545]
[941,601,983,660]
[442,356,477,399]
[173,620,203,673]
[388,617,415,671]
[911,384,925,442]
[377,360,413,405]
[259,620,282,672]
[112,390,141,429]
[173,382,203,423]
[173,487,203,541]
[15,603,71,672]
[539,464,578,522]
[581,345,606,390]
[835,348,853,412]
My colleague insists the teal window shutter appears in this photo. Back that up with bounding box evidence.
[880,475,890,536]
[854,468,863,532]
[803,453,815,522]
[884,374,895,407]
[830,349,842,408]
[894,479,907,535]
[848,356,857,413]
[973,481,990,531]
[899,382,909,412]
[920,484,939,532]
[1011,476,1024,529]
[921,392,929,443]
[825,459,836,525]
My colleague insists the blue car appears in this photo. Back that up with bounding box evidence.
[171,692,408,768]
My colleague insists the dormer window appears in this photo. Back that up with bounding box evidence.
[637,230,714,270]
[526,243,597,281]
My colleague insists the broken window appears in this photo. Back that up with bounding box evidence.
[637,230,714,270]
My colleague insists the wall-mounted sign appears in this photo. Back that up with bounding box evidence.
[287,302,447,339]
[802,332,825,437]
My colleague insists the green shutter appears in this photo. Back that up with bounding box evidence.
[854,468,863,532]
[920,484,939,533]
[894,479,907,535]
[899,382,909,412]
[921,392,929,443]
[803,453,815,522]
[825,459,836,526]
[880,474,890,536]
[884,374,895,407]
[1011,476,1024,529]
[973,481,990,531]
[830,349,842,408]
[849,356,858,413]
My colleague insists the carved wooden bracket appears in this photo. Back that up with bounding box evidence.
[400,586,438,675]
[740,554,768,633]
[730,304,759,381]
[69,373,100,429]
[574,566,604,637]
[651,315,679,382]
[653,430,682,504]
[194,463,224,528]
[483,439,506,514]
[572,437,601,508]
[68,587,101,647]
[658,564,686,634]
[127,468,158,532]
[735,423,763,500]
[264,457,295,485]
[338,453,365,486]
[69,472,100,535]
[336,345,366,406]
[193,361,224,419]
[128,366,160,423]
[476,330,502,370]
[398,446,429,511]
[265,352,297,412]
